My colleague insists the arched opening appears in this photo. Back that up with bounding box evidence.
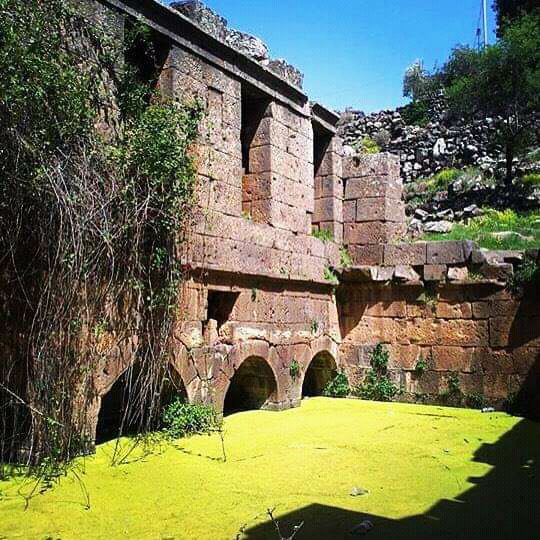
[302,352,337,397]
[224,356,277,415]
[95,364,187,444]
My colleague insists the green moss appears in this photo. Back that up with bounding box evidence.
[0,399,534,539]
[312,228,333,242]
[357,136,381,154]
[522,173,540,186]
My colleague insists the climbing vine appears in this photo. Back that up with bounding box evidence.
[0,0,202,474]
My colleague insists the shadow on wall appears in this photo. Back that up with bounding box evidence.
[243,417,540,539]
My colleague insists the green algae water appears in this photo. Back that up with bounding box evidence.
[1,398,538,539]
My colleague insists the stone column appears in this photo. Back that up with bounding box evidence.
[342,153,406,265]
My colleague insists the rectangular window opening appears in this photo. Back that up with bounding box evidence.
[205,290,240,331]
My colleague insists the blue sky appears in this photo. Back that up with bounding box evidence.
[167,1,497,113]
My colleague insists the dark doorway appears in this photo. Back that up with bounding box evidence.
[224,357,277,415]
[95,364,187,444]
[312,121,332,178]
[302,352,337,397]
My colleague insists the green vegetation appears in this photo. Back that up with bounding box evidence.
[400,98,430,126]
[312,228,334,242]
[422,209,540,250]
[403,12,540,184]
[322,371,350,398]
[289,359,301,380]
[508,259,540,296]
[522,173,540,186]
[354,344,401,402]
[414,355,428,377]
[323,266,339,285]
[423,168,463,192]
[358,135,381,154]
[1,399,534,538]
[339,246,353,269]
[162,400,220,439]
[0,0,202,467]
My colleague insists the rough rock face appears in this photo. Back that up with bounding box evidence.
[338,95,540,183]
[171,0,302,88]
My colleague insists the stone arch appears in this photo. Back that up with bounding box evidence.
[222,355,279,415]
[301,351,338,397]
[94,363,188,444]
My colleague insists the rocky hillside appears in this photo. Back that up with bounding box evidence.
[338,95,540,184]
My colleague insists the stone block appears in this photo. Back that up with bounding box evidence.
[343,200,356,223]
[448,266,469,282]
[342,152,400,179]
[435,302,472,319]
[344,222,405,245]
[315,175,344,199]
[394,265,421,282]
[356,198,405,223]
[384,243,427,266]
[423,264,447,282]
[426,241,467,265]
[314,197,342,223]
[317,151,343,177]
[344,175,402,200]
[348,244,384,266]
[432,346,474,372]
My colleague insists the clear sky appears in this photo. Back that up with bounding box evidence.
[167,1,497,113]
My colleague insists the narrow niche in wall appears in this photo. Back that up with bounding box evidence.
[311,121,333,231]
[205,290,239,332]
[240,85,270,174]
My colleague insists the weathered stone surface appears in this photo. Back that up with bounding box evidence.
[343,153,400,179]
[447,266,469,282]
[426,241,467,265]
[394,265,421,282]
[384,243,426,266]
[423,264,447,281]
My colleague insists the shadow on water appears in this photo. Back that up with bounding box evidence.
[243,417,540,539]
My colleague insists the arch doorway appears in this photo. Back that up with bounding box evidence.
[224,356,277,415]
[302,352,337,397]
[95,364,187,444]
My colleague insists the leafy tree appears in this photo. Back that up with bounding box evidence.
[446,13,540,185]
[493,0,540,36]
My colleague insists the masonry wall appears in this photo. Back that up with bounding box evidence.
[338,281,540,413]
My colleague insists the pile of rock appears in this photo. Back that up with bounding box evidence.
[170,1,304,88]
[409,205,484,235]
[338,96,540,183]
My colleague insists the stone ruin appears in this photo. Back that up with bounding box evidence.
[10,0,540,445]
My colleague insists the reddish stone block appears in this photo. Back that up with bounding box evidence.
[384,243,427,266]
[356,198,405,223]
[344,176,402,200]
[435,302,472,319]
[342,152,400,179]
[426,241,467,265]
[423,264,447,282]
[432,346,474,372]
[344,222,405,245]
[343,200,356,223]
[348,244,384,265]
[314,197,342,223]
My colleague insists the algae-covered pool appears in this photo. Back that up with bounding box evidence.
[1,398,539,539]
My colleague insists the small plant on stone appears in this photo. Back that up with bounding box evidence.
[323,266,339,285]
[507,259,540,296]
[414,354,428,377]
[322,371,350,398]
[312,228,334,242]
[357,136,381,154]
[441,372,463,405]
[310,319,319,335]
[465,392,486,410]
[354,344,401,402]
[241,210,252,221]
[339,246,353,269]
[417,286,439,311]
[289,359,300,380]
[162,399,220,439]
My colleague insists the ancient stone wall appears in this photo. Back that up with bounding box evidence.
[338,280,540,413]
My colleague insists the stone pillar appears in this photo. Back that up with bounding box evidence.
[342,153,406,265]
[312,136,344,243]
